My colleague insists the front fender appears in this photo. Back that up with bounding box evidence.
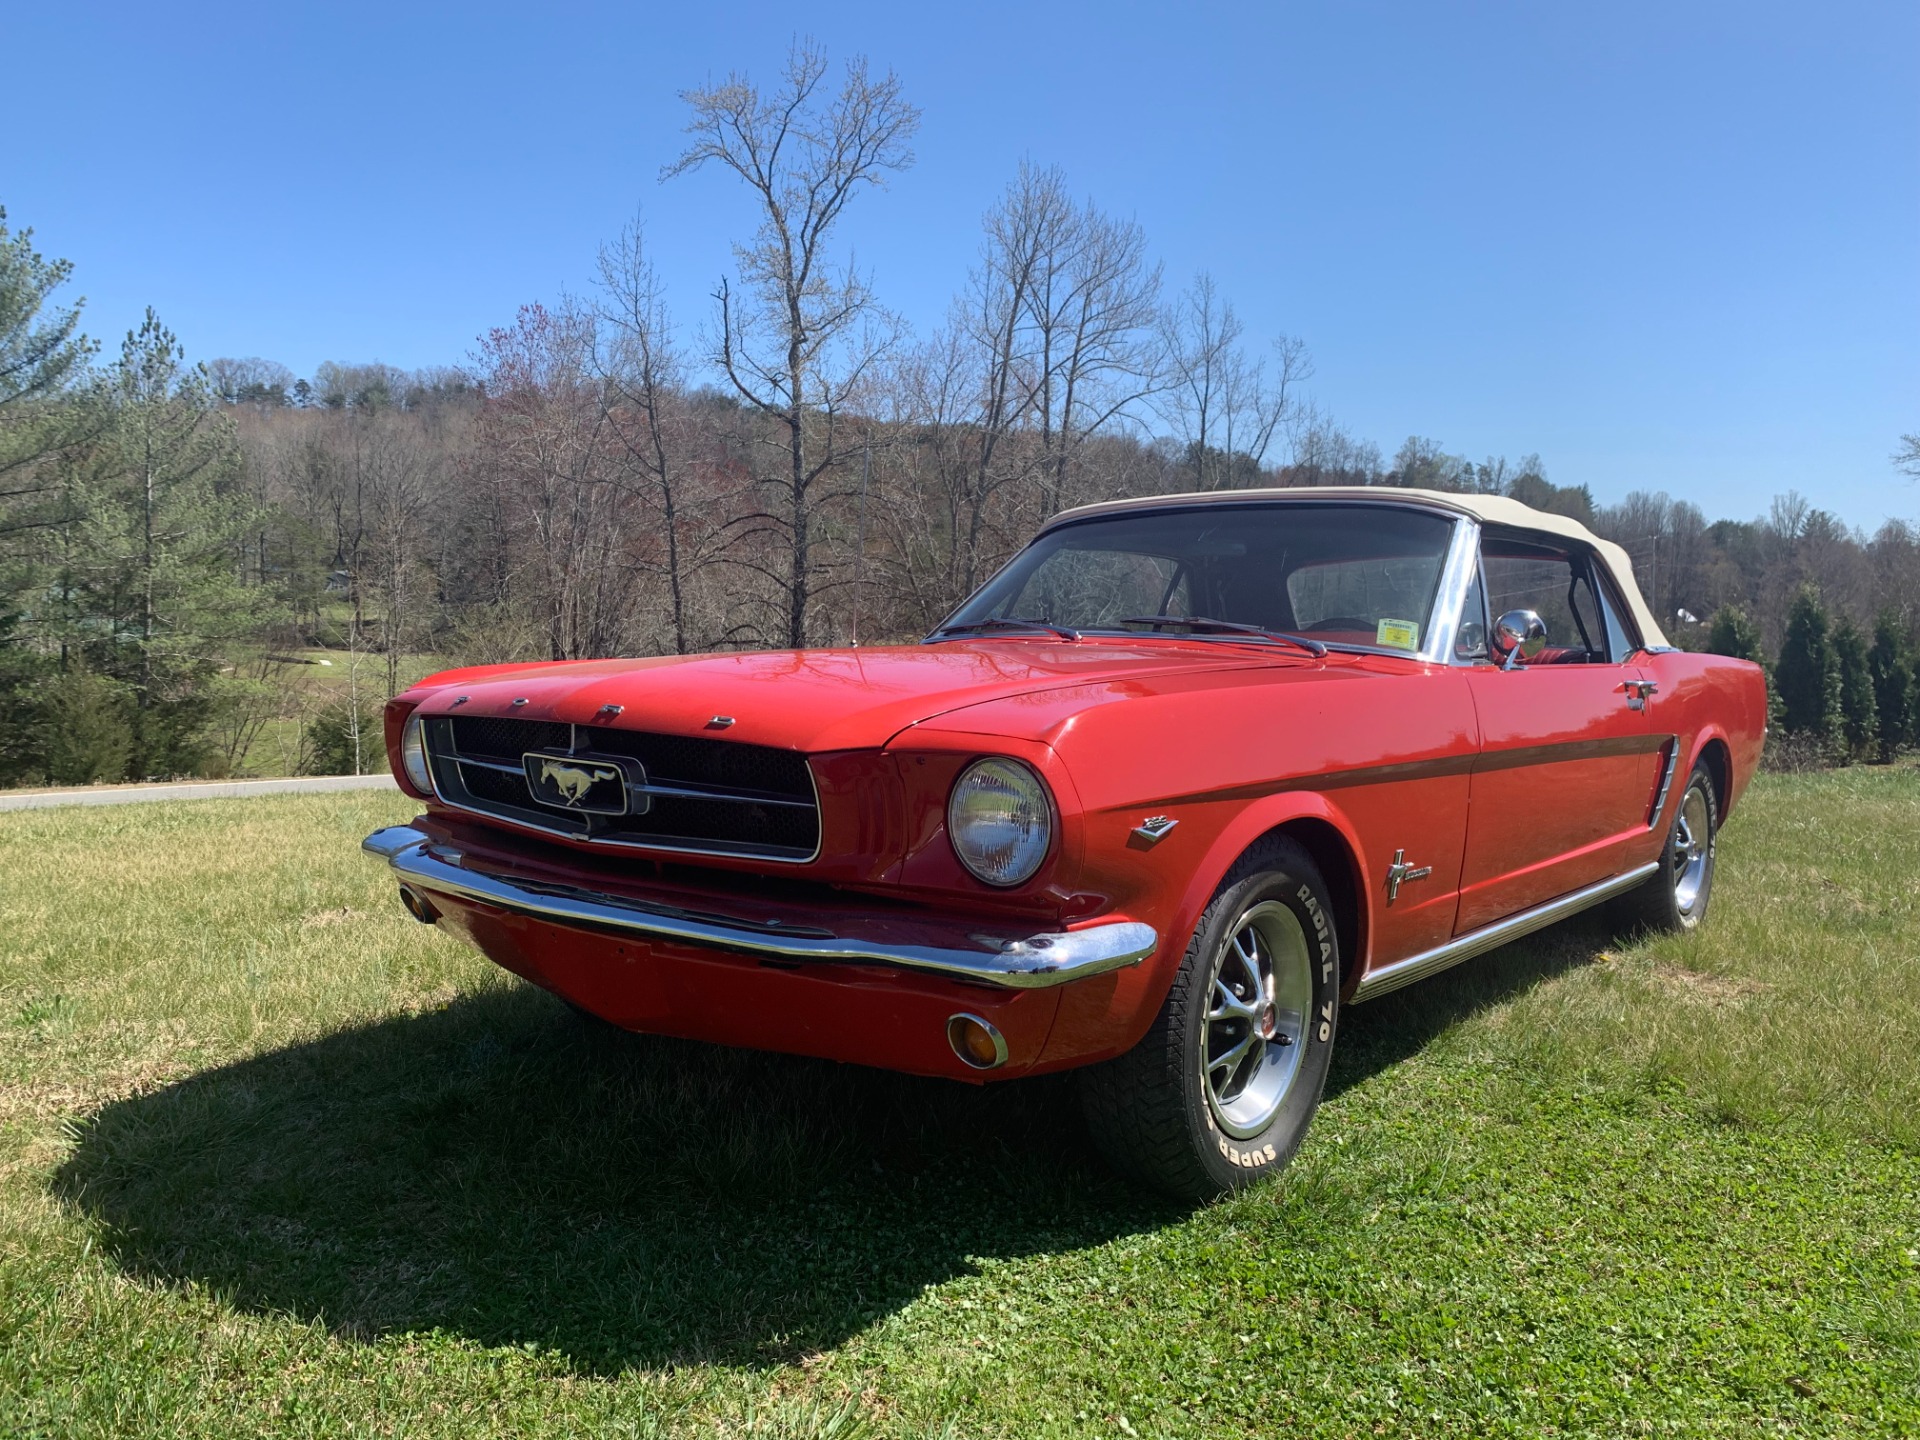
[1036,789,1371,1071]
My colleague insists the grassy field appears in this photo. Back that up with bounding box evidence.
[0,769,1915,1437]
[228,647,454,781]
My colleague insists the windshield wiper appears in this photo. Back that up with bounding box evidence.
[1118,615,1327,658]
[929,616,1082,642]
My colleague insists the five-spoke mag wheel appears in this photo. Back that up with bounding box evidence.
[1080,836,1340,1200]
[1204,901,1313,1140]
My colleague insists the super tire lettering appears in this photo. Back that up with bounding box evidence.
[1218,1139,1283,1168]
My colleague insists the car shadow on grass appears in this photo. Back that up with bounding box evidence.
[54,982,1179,1374]
[53,916,1615,1374]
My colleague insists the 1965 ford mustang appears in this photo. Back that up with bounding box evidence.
[366,488,1766,1197]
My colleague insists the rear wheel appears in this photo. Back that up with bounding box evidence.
[1617,762,1718,933]
[1080,837,1340,1200]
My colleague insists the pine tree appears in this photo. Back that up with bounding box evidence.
[1868,614,1913,759]
[1,205,98,608]
[72,311,269,776]
[1773,586,1841,752]
[1832,617,1876,763]
[1703,602,1784,733]
[1704,604,1764,663]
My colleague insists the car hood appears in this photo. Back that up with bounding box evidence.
[402,641,1324,753]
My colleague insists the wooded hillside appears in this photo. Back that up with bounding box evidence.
[4,47,1917,784]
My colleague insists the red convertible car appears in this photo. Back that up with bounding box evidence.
[367,488,1766,1198]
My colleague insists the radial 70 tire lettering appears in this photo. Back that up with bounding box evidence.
[1079,836,1340,1200]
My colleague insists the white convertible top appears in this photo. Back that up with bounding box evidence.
[1046,485,1671,650]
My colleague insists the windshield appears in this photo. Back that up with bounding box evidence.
[936,502,1457,655]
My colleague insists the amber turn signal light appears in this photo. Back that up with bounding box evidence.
[947,1013,1008,1070]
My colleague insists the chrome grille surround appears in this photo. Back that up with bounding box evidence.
[419,714,821,863]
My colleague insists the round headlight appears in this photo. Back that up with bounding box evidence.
[947,757,1053,887]
[400,712,434,795]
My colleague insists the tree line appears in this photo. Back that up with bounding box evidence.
[3,45,1918,785]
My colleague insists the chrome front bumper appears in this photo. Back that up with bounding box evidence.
[363,825,1158,990]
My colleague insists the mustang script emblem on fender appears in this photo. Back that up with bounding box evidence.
[522,752,642,816]
[1385,848,1432,903]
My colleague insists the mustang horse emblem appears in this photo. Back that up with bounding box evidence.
[539,758,613,807]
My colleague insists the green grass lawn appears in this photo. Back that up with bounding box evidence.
[1,770,1916,1437]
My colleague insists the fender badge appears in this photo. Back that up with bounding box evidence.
[1130,815,1178,848]
[1385,848,1433,903]
[707,715,735,729]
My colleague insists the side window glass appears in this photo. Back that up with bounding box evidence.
[1454,561,1490,662]
[1482,549,1579,652]
[1481,538,1618,664]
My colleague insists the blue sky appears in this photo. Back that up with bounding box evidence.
[11,1,1916,530]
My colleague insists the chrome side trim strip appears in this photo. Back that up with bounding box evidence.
[1349,861,1660,1004]
[361,826,1158,990]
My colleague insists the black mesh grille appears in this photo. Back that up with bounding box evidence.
[425,715,818,860]
[453,715,571,757]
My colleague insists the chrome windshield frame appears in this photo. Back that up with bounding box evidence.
[1422,515,1483,667]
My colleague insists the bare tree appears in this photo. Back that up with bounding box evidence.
[471,303,629,661]
[936,164,1076,592]
[665,41,920,646]
[1896,434,1920,481]
[360,414,437,696]
[206,357,295,407]
[1024,194,1164,513]
[1163,273,1308,490]
[592,222,757,654]
[1286,405,1383,486]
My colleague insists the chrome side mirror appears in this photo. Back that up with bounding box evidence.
[1493,609,1548,669]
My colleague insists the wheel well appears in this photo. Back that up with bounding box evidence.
[1271,817,1367,987]
[1699,736,1732,816]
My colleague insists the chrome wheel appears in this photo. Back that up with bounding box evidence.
[1203,900,1313,1139]
[1673,783,1714,918]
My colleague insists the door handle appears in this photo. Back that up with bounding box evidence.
[1620,679,1658,710]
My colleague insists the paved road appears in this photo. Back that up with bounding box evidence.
[0,774,398,811]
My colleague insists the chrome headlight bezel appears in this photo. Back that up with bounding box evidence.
[400,711,434,795]
[946,756,1054,888]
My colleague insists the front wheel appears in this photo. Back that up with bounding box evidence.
[1080,837,1341,1200]
[1616,761,1719,934]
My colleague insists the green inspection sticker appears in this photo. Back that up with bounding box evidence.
[1376,617,1419,650]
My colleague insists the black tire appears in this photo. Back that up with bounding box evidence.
[1079,836,1341,1200]
[1616,761,1718,934]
